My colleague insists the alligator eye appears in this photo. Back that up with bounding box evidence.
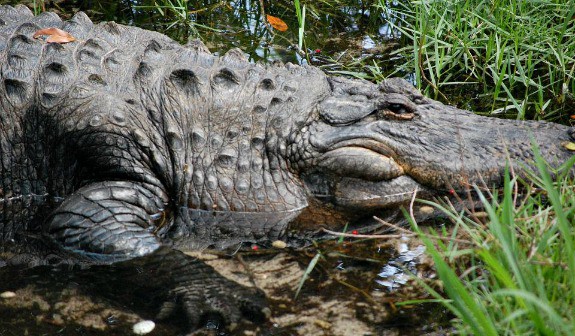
[388,103,407,114]
[378,103,416,121]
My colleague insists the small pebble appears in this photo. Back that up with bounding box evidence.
[272,240,287,249]
[314,319,332,329]
[132,320,155,335]
[418,205,435,215]
[0,291,16,299]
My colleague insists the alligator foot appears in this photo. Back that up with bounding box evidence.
[43,181,269,332]
[136,247,270,333]
[569,127,575,140]
[77,246,269,333]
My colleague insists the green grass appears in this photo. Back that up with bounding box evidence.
[31,0,44,15]
[409,148,575,335]
[133,0,224,41]
[381,2,575,332]
[382,0,575,121]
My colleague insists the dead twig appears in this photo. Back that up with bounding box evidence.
[321,228,413,239]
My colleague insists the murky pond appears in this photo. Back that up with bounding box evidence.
[0,0,452,335]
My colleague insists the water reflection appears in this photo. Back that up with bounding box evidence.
[376,238,426,290]
[0,0,405,67]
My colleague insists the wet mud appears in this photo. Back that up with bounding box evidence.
[1,235,453,335]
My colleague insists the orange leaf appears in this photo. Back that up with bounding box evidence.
[33,27,76,43]
[570,115,575,120]
[46,35,76,43]
[266,15,288,32]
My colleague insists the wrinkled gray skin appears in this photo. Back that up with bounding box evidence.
[1,5,574,333]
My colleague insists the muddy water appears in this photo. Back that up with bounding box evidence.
[1,236,452,335]
[0,1,451,335]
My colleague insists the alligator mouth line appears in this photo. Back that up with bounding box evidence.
[328,138,396,158]
[319,139,404,181]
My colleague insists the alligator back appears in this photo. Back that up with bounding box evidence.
[0,5,65,243]
[0,5,332,248]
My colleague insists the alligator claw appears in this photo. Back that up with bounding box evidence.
[159,275,268,333]
[569,127,575,140]
[126,247,269,333]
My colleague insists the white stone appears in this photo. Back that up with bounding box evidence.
[132,320,155,335]
[272,240,287,249]
[0,291,16,299]
[418,205,435,215]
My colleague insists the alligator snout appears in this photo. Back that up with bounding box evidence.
[296,77,574,211]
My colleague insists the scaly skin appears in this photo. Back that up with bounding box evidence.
[0,5,573,333]
[290,76,575,229]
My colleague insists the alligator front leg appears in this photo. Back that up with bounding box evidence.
[46,181,163,261]
[45,181,268,332]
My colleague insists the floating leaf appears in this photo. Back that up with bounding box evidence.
[266,14,288,32]
[33,27,76,43]
[562,141,575,151]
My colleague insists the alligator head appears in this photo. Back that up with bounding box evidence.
[287,76,575,230]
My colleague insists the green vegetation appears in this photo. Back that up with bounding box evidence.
[31,0,44,15]
[133,0,224,42]
[409,148,575,334]
[378,1,575,333]
[383,0,575,121]
[294,0,306,54]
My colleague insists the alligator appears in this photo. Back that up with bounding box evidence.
[1,4,574,333]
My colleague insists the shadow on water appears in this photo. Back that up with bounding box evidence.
[0,0,453,335]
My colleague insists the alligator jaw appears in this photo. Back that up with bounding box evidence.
[317,146,404,181]
[330,175,430,209]
[297,77,574,216]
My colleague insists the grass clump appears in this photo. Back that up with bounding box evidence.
[383,0,575,121]
[133,0,225,42]
[409,149,575,335]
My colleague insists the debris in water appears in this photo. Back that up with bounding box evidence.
[272,240,287,249]
[375,244,426,290]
